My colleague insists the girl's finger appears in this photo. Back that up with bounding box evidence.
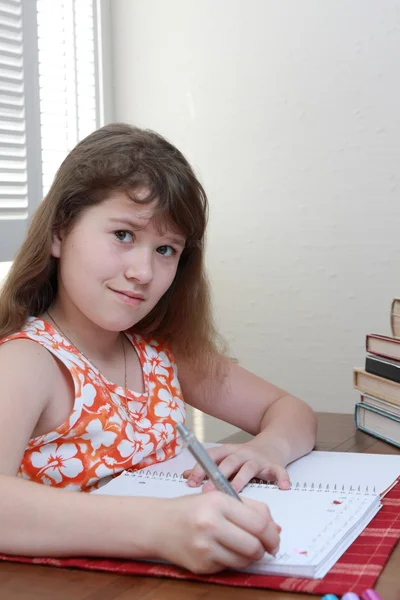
[201,453,257,492]
[274,466,291,490]
[183,445,240,487]
[214,520,265,564]
[224,496,280,556]
[259,465,291,490]
[203,459,259,493]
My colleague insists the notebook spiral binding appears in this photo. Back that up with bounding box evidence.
[127,470,377,494]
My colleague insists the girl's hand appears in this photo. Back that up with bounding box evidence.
[183,443,291,493]
[154,492,281,574]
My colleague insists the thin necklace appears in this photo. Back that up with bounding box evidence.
[46,310,127,389]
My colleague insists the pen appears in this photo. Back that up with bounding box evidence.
[176,423,242,501]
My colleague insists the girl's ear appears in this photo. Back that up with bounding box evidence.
[51,230,63,258]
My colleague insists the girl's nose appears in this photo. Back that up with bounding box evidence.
[124,249,153,284]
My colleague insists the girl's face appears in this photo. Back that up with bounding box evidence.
[51,190,186,332]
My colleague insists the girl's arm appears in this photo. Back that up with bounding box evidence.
[0,472,161,557]
[178,357,317,490]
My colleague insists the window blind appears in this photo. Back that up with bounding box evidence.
[0,0,101,261]
[0,0,28,222]
[0,0,41,261]
[37,0,99,195]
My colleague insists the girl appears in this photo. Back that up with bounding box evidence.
[0,123,316,575]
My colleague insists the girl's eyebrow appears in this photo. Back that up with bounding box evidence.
[164,236,186,248]
[109,217,186,247]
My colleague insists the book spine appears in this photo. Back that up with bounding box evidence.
[365,356,400,384]
[391,299,400,338]
[353,369,400,407]
[360,394,400,418]
[366,335,400,361]
[354,404,400,449]
[355,401,400,424]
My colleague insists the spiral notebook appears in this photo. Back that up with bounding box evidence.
[94,448,400,579]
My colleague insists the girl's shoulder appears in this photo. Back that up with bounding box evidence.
[0,335,57,373]
[0,330,60,421]
[0,317,64,374]
[0,318,61,375]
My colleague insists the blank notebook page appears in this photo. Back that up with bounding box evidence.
[284,450,399,494]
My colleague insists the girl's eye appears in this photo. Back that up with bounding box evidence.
[114,230,134,243]
[157,245,175,257]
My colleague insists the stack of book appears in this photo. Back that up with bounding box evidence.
[353,298,400,448]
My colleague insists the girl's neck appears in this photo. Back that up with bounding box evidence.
[45,301,123,363]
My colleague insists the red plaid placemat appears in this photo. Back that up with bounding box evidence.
[1,483,399,595]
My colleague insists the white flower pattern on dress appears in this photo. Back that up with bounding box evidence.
[81,418,118,453]
[30,443,84,484]
[155,387,185,423]
[117,424,154,465]
[152,422,175,449]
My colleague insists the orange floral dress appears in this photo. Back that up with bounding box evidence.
[0,317,185,492]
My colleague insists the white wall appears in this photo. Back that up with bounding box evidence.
[110,0,400,413]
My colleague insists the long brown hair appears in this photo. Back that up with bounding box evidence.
[0,123,224,374]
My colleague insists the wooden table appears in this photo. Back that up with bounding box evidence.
[0,413,399,599]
